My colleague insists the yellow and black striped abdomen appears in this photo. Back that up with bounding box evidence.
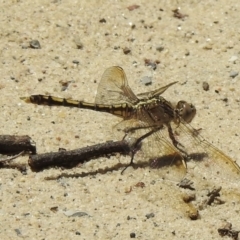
[21,95,133,118]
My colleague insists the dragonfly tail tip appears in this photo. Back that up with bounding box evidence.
[20,96,31,103]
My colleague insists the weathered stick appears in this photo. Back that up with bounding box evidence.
[0,135,36,154]
[29,140,130,171]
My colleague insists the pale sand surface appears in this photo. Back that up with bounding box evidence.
[1,1,240,239]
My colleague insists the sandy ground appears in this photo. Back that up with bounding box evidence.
[1,0,240,239]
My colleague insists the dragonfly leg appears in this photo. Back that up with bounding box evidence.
[121,128,160,174]
[167,123,182,148]
[167,123,188,169]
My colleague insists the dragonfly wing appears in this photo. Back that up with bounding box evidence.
[171,121,240,183]
[143,128,187,182]
[137,81,178,100]
[114,117,186,182]
[95,66,139,105]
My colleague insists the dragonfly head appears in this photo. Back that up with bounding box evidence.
[175,101,196,123]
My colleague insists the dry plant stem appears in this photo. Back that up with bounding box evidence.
[0,135,36,154]
[29,140,130,171]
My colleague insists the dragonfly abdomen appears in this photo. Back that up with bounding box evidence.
[93,103,133,118]
[22,95,82,107]
[21,95,133,118]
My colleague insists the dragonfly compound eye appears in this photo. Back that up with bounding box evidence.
[176,101,196,123]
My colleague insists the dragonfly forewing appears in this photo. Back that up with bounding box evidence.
[137,81,178,100]
[95,66,139,105]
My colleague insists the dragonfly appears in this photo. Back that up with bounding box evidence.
[21,66,240,182]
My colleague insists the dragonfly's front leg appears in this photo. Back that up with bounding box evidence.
[166,123,188,168]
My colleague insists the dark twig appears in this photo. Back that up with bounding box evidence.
[0,135,36,154]
[29,140,131,171]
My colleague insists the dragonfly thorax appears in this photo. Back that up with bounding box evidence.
[136,98,175,124]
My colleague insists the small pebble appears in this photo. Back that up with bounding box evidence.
[63,210,89,217]
[140,76,152,85]
[202,81,209,91]
[144,58,158,70]
[229,71,238,78]
[130,232,136,238]
[123,47,131,54]
[145,213,155,219]
[127,5,140,11]
[182,193,196,203]
[14,229,21,236]
[156,45,164,52]
[187,207,199,220]
[99,18,106,23]
[74,36,83,49]
[229,55,238,63]
[29,40,41,49]
[72,60,79,64]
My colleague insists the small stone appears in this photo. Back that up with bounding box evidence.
[72,60,80,64]
[185,50,190,56]
[145,213,155,219]
[177,178,194,190]
[156,45,164,52]
[63,210,89,217]
[29,40,41,49]
[229,55,238,63]
[99,18,106,23]
[229,71,238,78]
[123,47,131,54]
[202,81,209,91]
[172,8,188,19]
[144,58,158,70]
[140,76,152,85]
[182,193,196,203]
[74,36,83,49]
[14,229,21,236]
[127,5,140,11]
[130,232,136,238]
[202,39,213,50]
[187,207,199,220]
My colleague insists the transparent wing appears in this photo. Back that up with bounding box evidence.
[115,108,240,183]
[114,112,187,182]
[95,66,139,105]
[143,128,187,182]
[137,81,178,100]
[170,121,240,182]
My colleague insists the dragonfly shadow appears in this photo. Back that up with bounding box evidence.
[44,161,150,179]
[149,152,208,169]
[149,153,183,169]
[43,152,209,180]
